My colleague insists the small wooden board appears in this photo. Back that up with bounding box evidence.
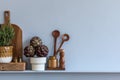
[0,62,26,71]
[47,67,65,70]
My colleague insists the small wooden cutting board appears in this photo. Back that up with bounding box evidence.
[3,11,22,61]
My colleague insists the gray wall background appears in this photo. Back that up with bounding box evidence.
[0,0,120,79]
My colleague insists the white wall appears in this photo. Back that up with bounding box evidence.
[0,0,120,79]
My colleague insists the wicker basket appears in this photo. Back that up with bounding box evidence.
[0,46,13,63]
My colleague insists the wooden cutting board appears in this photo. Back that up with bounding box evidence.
[3,11,22,61]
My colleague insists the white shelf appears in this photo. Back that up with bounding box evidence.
[0,70,120,74]
[0,70,75,74]
[0,70,65,74]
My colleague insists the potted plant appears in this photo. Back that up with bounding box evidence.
[24,36,49,71]
[0,21,15,63]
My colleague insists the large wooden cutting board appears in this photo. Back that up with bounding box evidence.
[3,11,22,61]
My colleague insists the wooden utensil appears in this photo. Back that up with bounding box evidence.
[4,11,22,61]
[52,30,60,56]
[56,34,70,55]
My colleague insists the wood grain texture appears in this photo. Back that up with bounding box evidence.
[12,24,22,60]
[0,62,26,71]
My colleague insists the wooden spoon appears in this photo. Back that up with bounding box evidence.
[56,34,70,55]
[52,30,60,56]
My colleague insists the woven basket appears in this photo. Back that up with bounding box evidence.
[0,46,13,63]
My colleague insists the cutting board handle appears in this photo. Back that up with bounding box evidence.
[4,11,10,24]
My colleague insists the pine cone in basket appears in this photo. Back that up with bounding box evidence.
[30,36,42,47]
[35,45,49,57]
[24,45,35,57]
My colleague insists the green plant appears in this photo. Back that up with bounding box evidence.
[0,22,15,46]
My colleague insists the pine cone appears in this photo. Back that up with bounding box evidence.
[24,45,35,57]
[30,36,42,47]
[35,45,49,57]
